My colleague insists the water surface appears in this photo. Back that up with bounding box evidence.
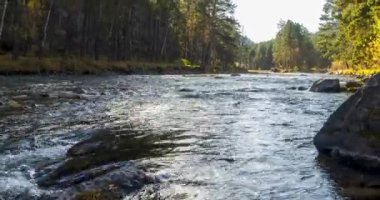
[0,74,352,199]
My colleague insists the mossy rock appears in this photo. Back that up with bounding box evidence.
[346,87,359,93]
[346,80,364,88]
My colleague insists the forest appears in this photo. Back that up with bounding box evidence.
[0,0,378,74]
[0,0,241,73]
[240,21,330,72]
[244,0,379,74]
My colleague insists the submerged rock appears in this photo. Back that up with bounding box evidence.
[287,86,309,91]
[7,100,24,109]
[35,129,188,199]
[0,100,25,111]
[297,86,308,91]
[287,86,297,90]
[310,79,340,93]
[178,88,195,92]
[314,73,380,176]
[0,99,26,117]
[37,162,154,200]
[214,76,225,79]
[317,154,380,199]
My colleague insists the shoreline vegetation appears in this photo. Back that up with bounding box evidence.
[0,56,330,76]
[0,0,245,76]
[0,53,377,78]
[0,0,377,77]
[0,53,376,77]
[0,55,207,75]
[329,65,380,78]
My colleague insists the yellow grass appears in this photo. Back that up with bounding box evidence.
[330,61,380,77]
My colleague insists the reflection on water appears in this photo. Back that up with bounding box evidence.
[317,155,380,199]
[0,74,356,199]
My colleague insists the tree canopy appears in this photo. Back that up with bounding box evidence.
[237,20,329,72]
[0,0,377,74]
[316,0,380,70]
[0,0,242,71]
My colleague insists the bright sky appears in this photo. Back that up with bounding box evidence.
[233,0,325,42]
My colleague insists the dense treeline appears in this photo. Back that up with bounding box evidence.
[1,0,377,74]
[250,40,273,70]
[241,0,379,73]
[272,20,329,71]
[316,0,379,73]
[0,0,242,72]
[239,20,329,71]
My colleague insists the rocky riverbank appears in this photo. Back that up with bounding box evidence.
[309,78,364,93]
[314,74,380,198]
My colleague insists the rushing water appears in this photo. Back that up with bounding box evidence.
[0,74,353,200]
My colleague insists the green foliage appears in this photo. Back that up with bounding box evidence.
[272,20,328,71]
[0,0,241,72]
[180,58,192,67]
[236,20,329,72]
[250,41,274,70]
[316,0,380,72]
[316,0,340,60]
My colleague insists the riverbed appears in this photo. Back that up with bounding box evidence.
[0,74,353,199]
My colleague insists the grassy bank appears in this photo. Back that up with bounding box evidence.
[0,55,244,75]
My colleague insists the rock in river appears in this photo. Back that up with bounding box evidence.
[287,86,309,91]
[341,80,364,93]
[34,129,188,199]
[314,74,380,187]
[297,86,308,91]
[37,162,154,200]
[6,100,24,109]
[310,79,340,93]
[35,129,191,199]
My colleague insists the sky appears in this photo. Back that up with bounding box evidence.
[233,0,325,42]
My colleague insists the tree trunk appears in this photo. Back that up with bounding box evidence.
[0,0,8,41]
[160,23,169,57]
[42,1,53,48]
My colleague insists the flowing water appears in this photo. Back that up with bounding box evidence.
[0,74,353,200]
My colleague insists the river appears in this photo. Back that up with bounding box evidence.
[0,74,353,199]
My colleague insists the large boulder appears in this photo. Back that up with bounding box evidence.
[310,79,341,93]
[314,74,380,172]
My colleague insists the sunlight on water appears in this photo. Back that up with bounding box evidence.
[0,74,353,199]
